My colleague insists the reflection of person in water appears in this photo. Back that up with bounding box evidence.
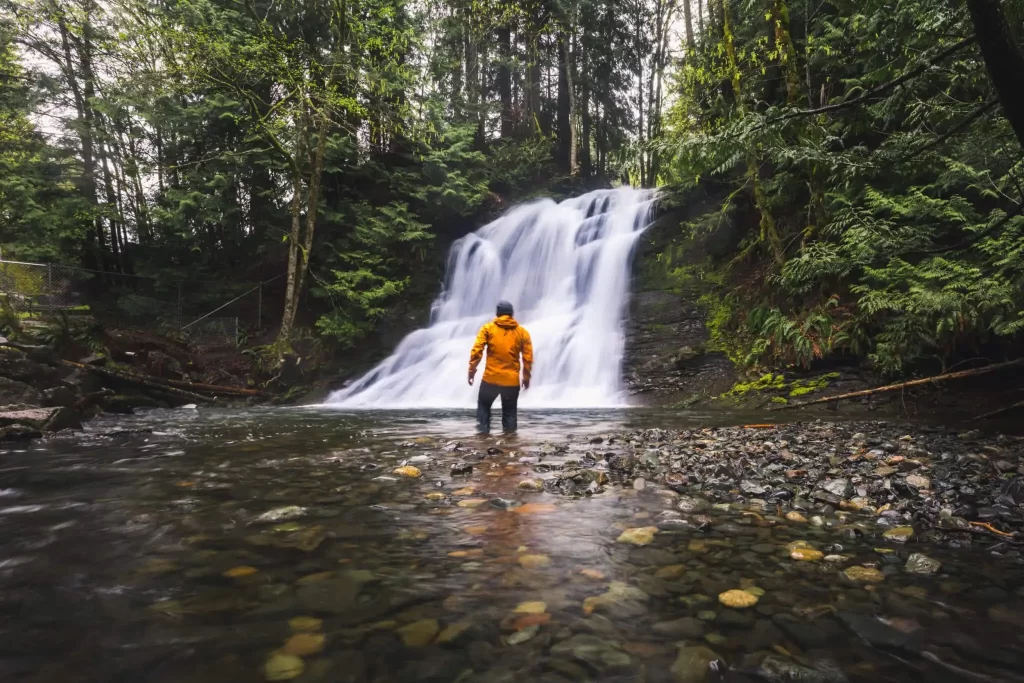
[468,300,534,434]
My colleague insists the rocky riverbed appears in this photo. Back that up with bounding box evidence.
[2,408,1023,683]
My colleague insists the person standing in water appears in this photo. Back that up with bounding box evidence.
[468,300,533,434]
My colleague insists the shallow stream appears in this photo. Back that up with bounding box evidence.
[1,407,1022,683]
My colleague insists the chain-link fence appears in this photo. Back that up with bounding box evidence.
[0,260,265,349]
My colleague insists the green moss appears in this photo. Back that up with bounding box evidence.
[770,396,789,405]
[787,372,841,397]
[725,372,786,397]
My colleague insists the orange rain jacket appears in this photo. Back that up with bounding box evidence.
[468,315,534,387]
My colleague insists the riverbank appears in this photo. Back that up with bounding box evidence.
[3,406,1022,682]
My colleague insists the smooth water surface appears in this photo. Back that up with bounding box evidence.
[1,407,1022,683]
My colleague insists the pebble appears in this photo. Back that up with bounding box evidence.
[785,511,807,523]
[843,566,885,583]
[617,527,659,546]
[719,589,758,608]
[882,526,914,543]
[517,479,545,491]
[392,466,422,478]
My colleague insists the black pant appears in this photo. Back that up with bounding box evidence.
[477,381,520,433]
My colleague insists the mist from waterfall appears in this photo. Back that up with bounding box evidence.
[325,187,657,408]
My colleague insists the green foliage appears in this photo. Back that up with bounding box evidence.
[661,0,1024,375]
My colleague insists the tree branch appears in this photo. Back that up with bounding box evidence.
[770,36,976,123]
[901,99,997,160]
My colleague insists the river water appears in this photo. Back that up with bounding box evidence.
[2,406,1023,683]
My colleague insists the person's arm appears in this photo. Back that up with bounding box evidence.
[468,325,488,385]
[520,328,533,389]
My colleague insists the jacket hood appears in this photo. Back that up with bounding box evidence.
[493,315,519,329]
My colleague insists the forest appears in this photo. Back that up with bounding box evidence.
[2,0,1024,376]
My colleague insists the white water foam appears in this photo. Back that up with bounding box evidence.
[325,187,657,408]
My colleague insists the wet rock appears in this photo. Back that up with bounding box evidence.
[506,624,539,645]
[671,645,722,683]
[882,526,914,543]
[518,479,545,492]
[653,617,705,638]
[820,479,852,498]
[450,462,473,475]
[247,525,327,552]
[282,632,326,656]
[0,406,81,432]
[0,377,43,407]
[842,566,885,583]
[393,466,422,478]
[550,634,631,671]
[785,511,807,523]
[518,554,551,569]
[489,498,516,509]
[790,547,824,561]
[254,506,306,524]
[905,474,930,490]
[617,526,659,546]
[397,619,440,647]
[836,612,916,652]
[760,655,848,683]
[718,589,758,608]
[904,553,941,575]
[772,615,847,649]
[289,616,323,632]
[677,496,711,513]
[265,653,305,681]
[740,480,767,495]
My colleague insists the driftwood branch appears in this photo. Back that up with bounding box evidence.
[780,358,1024,410]
[976,399,1024,420]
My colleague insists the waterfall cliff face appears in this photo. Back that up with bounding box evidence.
[326,187,657,408]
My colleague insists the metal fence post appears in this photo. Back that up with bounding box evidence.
[257,280,262,331]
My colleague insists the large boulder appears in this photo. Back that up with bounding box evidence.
[0,377,44,406]
[0,348,61,388]
[0,406,82,433]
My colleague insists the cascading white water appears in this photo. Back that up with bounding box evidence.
[326,186,657,408]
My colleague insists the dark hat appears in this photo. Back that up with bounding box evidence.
[496,300,514,316]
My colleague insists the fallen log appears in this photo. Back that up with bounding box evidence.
[61,361,214,404]
[60,360,264,398]
[780,358,1024,410]
[160,377,263,397]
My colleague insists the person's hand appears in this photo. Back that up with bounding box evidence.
[468,374,474,386]
[522,379,530,391]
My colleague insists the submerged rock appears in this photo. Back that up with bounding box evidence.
[551,634,631,671]
[671,645,722,683]
[265,653,305,681]
[617,526,659,546]
[905,553,941,574]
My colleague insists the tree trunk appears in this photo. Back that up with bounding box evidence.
[524,23,542,137]
[580,53,592,179]
[295,116,329,310]
[556,31,574,173]
[497,25,515,138]
[683,0,695,51]
[966,0,1024,150]
[59,16,103,267]
[770,0,800,104]
[697,0,705,38]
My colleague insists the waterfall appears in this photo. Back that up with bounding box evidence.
[325,187,657,408]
